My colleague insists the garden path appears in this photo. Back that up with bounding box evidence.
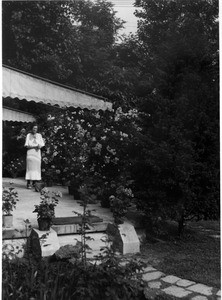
[2,178,220,299]
[138,264,221,300]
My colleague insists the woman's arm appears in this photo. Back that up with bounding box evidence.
[24,134,29,148]
[37,134,45,149]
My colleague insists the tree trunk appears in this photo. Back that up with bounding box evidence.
[178,213,185,237]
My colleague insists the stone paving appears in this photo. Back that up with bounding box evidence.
[139,265,221,300]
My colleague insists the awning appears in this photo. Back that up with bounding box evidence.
[3,65,113,111]
[3,107,36,123]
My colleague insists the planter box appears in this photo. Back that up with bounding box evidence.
[68,186,74,195]
[100,197,110,208]
[68,186,81,199]
[73,189,80,200]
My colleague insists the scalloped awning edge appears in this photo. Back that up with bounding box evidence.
[3,66,113,111]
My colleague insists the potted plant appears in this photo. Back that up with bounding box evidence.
[2,187,19,228]
[33,188,62,231]
[110,185,134,224]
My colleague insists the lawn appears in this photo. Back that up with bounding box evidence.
[139,220,220,288]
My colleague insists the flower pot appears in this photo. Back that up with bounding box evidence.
[68,186,74,195]
[100,197,110,208]
[3,215,13,228]
[38,218,51,231]
[46,180,53,187]
[73,189,80,200]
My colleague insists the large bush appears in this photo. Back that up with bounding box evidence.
[43,109,138,178]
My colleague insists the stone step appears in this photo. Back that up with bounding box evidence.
[3,221,108,239]
[52,221,108,235]
[2,230,109,259]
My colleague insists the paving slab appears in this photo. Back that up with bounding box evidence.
[143,266,157,273]
[176,279,196,287]
[143,271,164,282]
[191,296,208,300]
[162,275,181,284]
[148,281,162,289]
[162,285,192,298]
[187,284,213,296]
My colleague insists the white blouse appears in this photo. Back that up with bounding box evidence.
[25,133,45,148]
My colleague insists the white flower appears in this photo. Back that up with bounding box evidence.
[106,146,116,155]
[105,156,110,163]
[95,113,100,119]
[47,115,55,121]
[93,142,102,155]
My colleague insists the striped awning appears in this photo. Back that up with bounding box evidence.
[3,65,113,111]
[3,107,36,123]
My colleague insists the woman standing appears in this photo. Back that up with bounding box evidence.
[25,124,45,189]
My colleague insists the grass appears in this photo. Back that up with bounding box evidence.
[139,220,220,288]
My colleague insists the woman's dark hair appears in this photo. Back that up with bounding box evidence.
[32,123,38,129]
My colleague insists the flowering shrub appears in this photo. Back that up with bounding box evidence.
[4,157,26,178]
[33,188,62,224]
[37,107,143,221]
[110,184,134,224]
[40,108,140,190]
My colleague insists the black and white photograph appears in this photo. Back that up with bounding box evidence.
[2,0,220,299]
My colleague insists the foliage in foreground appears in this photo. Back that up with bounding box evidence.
[2,254,146,300]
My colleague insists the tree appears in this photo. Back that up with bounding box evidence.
[132,0,219,235]
[2,0,123,88]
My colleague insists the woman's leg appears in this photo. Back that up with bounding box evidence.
[27,180,31,188]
